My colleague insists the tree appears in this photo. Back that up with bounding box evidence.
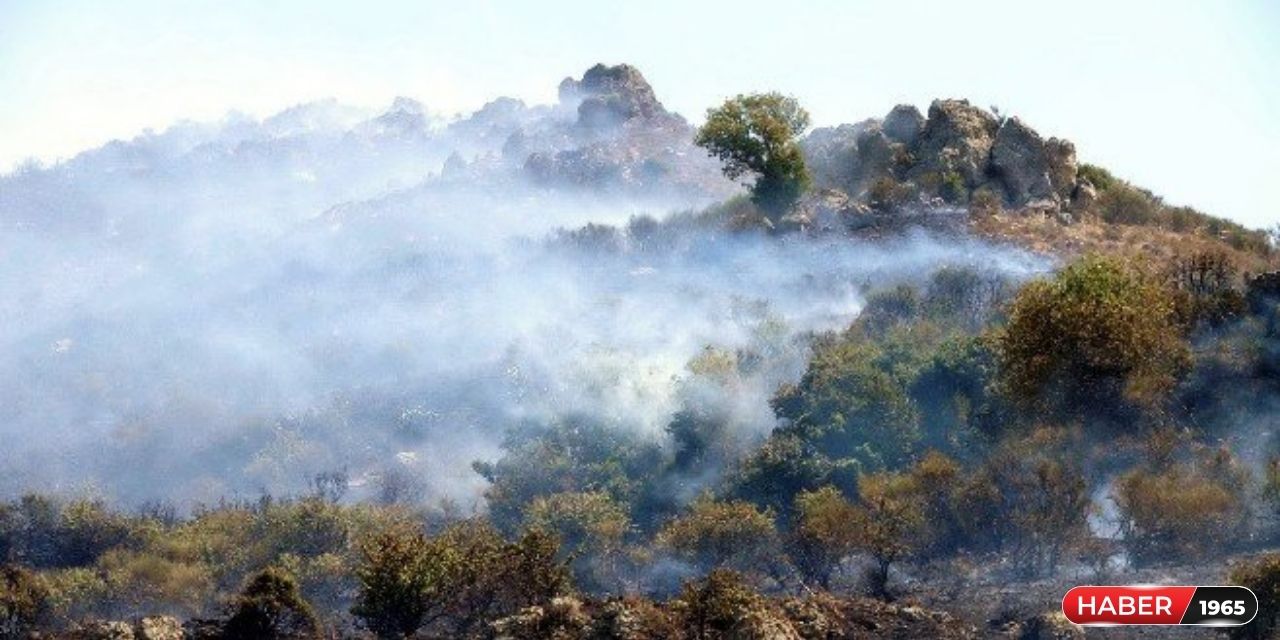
[790,487,859,589]
[658,498,779,576]
[695,93,811,216]
[999,256,1191,428]
[953,429,1091,575]
[523,491,629,592]
[771,336,920,471]
[1,564,48,640]
[851,472,927,598]
[222,567,318,640]
[1115,451,1250,566]
[353,522,572,639]
[352,529,449,639]
[674,569,773,640]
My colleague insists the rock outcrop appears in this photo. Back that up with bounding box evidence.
[908,99,1000,188]
[801,98,1085,219]
[990,117,1057,203]
[560,63,669,128]
[883,104,925,145]
[778,188,874,234]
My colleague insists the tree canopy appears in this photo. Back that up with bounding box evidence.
[695,93,811,216]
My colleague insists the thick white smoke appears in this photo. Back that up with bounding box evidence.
[0,94,1051,509]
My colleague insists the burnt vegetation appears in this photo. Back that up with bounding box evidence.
[2,245,1278,638]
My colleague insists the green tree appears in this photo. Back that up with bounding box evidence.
[999,256,1191,428]
[695,93,811,216]
[771,336,920,471]
[852,471,927,598]
[352,529,449,639]
[222,567,318,640]
[790,487,859,589]
[524,491,629,591]
[658,498,779,576]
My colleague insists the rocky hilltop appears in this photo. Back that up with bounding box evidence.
[797,100,1087,226]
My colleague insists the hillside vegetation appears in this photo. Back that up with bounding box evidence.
[2,64,1278,639]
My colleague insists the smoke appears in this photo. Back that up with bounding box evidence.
[0,94,1051,510]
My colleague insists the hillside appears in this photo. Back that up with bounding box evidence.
[2,63,1279,640]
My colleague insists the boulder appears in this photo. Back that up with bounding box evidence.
[852,126,901,189]
[990,117,1055,204]
[778,189,875,234]
[883,104,925,145]
[1069,178,1098,212]
[560,63,668,128]
[801,122,872,189]
[908,99,999,188]
[1044,137,1078,198]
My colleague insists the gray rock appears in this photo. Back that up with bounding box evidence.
[990,117,1056,204]
[883,104,925,145]
[560,63,668,128]
[779,189,875,234]
[908,99,999,189]
[1045,137,1078,198]
[1070,178,1098,212]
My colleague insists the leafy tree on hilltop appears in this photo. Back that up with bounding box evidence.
[696,93,811,217]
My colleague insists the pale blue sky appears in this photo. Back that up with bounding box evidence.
[1,0,1277,227]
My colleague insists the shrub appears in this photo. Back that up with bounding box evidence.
[1,564,49,639]
[352,529,452,639]
[1115,456,1249,566]
[999,256,1191,428]
[673,569,771,639]
[1229,553,1280,640]
[1097,184,1160,225]
[222,567,318,640]
[953,429,1091,575]
[771,335,920,471]
[853,471,926,597]
[524,491,629,592]
[1076,163,1117,192]
[790,487,859,588]
[658,498,779,577]
[353,522,571,639]
[969,186,1003,217]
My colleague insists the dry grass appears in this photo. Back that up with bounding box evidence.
[971,211,1279,274]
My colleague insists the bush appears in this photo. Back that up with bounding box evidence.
[524,491,629,592]
[952,429,1091,575]
[1076,163,1117,192]
[999,256,1191,428]
[790,487,859,588]
[658,498,779,577]
[1229,553,1280,640]
[352,529,446,639]
[1097,184,1160,225]
[852,471,928,597]
[1115,455,1249,566]
[353,522,571,639]
[673,569,776,640]
[1,564,49,639]
[771,335,920,471]
[222,567,318,640]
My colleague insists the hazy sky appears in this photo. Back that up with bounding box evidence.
[1,0,1276,228]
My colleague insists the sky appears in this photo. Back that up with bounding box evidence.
[1,0,1277,228]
